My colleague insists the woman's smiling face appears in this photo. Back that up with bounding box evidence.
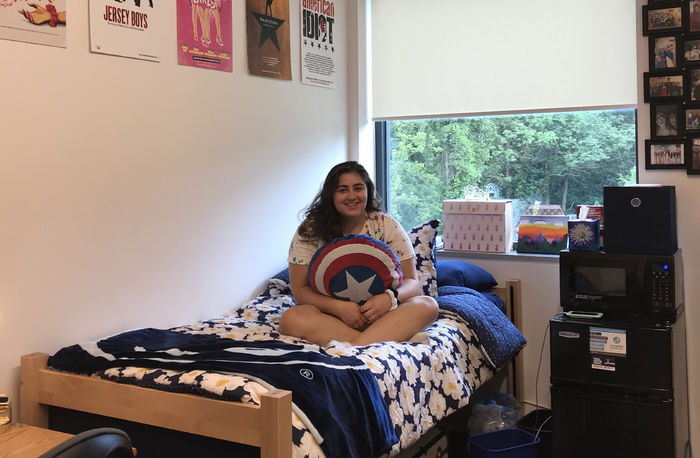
[333,171,368,219]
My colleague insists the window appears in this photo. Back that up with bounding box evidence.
[375,109,638,236]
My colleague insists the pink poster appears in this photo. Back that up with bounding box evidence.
[177,0,232,72]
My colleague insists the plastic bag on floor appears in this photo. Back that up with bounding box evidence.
[467,393,522,435]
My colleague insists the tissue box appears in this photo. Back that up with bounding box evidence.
[576,204,604,248]
[516,204,569,254]
[576,205,604,228]
[568,219,601,251]
[442,199,513,252]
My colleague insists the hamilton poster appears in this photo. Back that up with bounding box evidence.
[0,0,66,47]
[246,0,291,80]
[90,0,162,62]
[177,0,232,72]
[300,0,336,88]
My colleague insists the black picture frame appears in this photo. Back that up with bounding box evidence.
[685,105,700,132]
[651,102,683,138]
[685,136,700,174]
[644,71,686,102]
[681,33,700,65]
[645,139,686,169]
[650,34,681,70]
[644,5,684,36]
[686,1,700,33]
[689,67,700,100]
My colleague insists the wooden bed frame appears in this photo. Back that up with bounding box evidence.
[20,279,523,458]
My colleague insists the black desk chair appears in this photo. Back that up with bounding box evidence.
[39,428,134,458]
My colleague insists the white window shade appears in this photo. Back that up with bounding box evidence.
[371,0,638,120]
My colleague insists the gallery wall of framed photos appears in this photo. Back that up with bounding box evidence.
[643,0,700,174]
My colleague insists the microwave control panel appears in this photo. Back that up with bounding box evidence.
[649,262,674,311]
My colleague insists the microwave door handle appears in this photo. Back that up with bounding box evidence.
[564,311,604,319]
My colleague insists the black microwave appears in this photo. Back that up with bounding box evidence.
[559,249,683,323]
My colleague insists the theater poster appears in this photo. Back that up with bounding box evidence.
[90,0,162,62]
[300,0,337,89]
[246,0,291,80]
[0,0,66,47]
[177,0,232,72]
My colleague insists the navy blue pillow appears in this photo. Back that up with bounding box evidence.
[436,260,497,291]
[272,268,290,283]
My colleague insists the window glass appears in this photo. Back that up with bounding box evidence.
[382,109,638,237]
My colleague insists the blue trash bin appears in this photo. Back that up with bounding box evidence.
[468,428,540,458]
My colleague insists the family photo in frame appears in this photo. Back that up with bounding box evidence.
[651,35,678,69]
[644,72,685,102]
[643,5,683,35]
[653,103,682,137]
[687,136,700,174]
[645,140,685,169]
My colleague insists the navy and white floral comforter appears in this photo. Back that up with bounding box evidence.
[61,276,525,457]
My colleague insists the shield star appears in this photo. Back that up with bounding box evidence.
[334,271,376,303]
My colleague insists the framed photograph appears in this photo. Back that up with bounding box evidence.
[650,34,680,70]
[643,5,684,35]
[644,71,686,102]
[682,34,700,65]
[688,1,700,33]
[645,140,686,169]
[651,103,683,138]
[685,136,700,174]
[685,106,700,132]
[689,68,700,100]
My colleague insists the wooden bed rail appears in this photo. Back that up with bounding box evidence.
[19,353,293,458]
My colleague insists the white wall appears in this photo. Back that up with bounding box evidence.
[636,0,700,449]
[0,1,352,418]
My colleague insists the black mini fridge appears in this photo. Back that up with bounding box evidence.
[549,311,689,458]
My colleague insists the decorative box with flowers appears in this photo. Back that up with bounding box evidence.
[568,219,601,251]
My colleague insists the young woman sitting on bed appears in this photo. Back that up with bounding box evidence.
[279,161,439,346]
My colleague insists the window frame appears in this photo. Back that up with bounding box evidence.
[374,121,390,211]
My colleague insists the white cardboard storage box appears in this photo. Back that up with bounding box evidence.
[442,199,513,252]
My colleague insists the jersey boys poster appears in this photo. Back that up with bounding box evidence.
[90,0,162,62]
[246,0,291,80]
[177,0,232,72]
[0,0,66,47]
[300,0,336,88]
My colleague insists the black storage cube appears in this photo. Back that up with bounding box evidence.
[603,186,677,255]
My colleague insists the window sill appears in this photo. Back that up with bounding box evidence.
[437,248,560,264]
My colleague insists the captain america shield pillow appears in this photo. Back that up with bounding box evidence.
[308,234,403,305]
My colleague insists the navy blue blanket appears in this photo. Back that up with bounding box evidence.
[437,286,526,369]
[48,329,397,458]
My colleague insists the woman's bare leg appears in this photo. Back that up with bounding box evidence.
[279,296,438,346]
[213,9,223,46]
[191,4,198,40]
[280,304,360,346]
[197,6,209,46]
[203,8,211,44]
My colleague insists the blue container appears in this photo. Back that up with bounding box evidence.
[468,428,540,458]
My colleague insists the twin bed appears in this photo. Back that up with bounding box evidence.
[19,222,525,458]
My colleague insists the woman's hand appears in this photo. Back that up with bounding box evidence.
[334,300,368,329]
[359,292,392,324]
